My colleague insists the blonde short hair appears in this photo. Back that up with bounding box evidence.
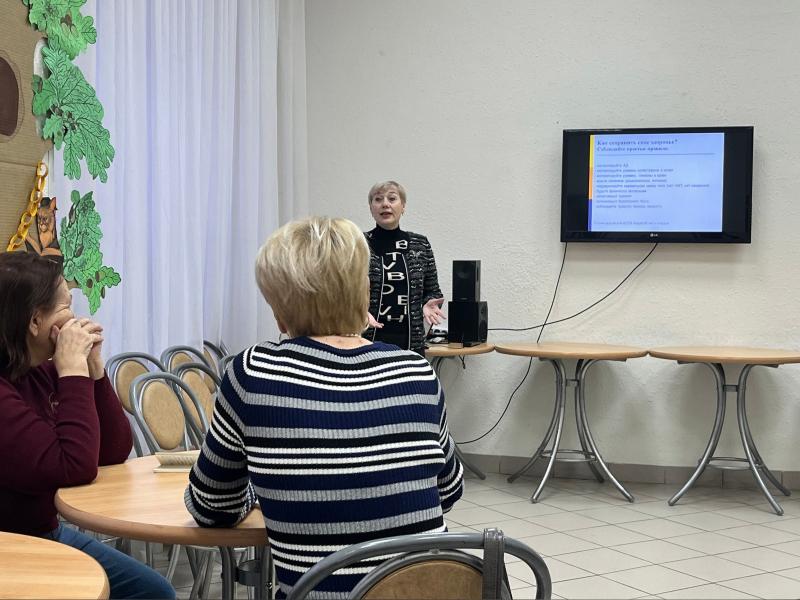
[255,217,370,337]
[368,180,407,204]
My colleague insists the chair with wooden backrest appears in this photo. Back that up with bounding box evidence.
[162,344,216,393]
[105,352,166,457]
[129,372,208,454]
[169,360,265,597]
[128,371,215,588]
[172,362,221,431]
[286,529,551,600]
[203,339,229,373]
[102,355,168,564]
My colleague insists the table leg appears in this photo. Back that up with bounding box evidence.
[669,363,726,506]
[530,360,568,502]
[574,360,605,484]
[507,359,563,484]
[576,360,633,502]
[737,365,787,515]
[219,546,236,600]
[430,356,486,480]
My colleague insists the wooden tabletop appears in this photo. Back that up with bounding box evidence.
[648,346,800,365]
[0,531,109,599]
[494,341,647,361]
[425,343,495,358]
[55,455,268,547]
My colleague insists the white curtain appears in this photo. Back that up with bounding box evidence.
[49,0,308,359]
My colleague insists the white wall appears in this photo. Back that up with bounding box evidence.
[303,0,800,469]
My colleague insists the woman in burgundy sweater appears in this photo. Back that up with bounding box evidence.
[0,252,174,599]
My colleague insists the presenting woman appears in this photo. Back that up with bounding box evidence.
[0,252,175,600]
[185,217,463,598]
[364,181,445,355]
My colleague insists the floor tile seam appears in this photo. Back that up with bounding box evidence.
[551,573,654,597]
[549,526,643,552]
[661,539,759,555]
[604,561,722,590]
[715,528,800,546]
[615,521,704,538]
[657,555,767,581]
[661,516,753,531]
[554,547,657,575]
[774,567,800,581]
[642,579,756,598]
[606,540,701,562]
[449,515,563,534]
[626,505,718,519]
[718,569,800,590]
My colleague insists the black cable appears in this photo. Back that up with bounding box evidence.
[455,243,567,445]
[490,243,658,333]
[537,243,568,343]
[457,242,658,445]
[456,357,533,444]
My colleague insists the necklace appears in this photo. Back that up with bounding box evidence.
[311,333,366,347]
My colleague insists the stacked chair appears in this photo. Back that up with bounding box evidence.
[103,341,240,598]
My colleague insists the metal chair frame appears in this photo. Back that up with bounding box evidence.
[220,354,236,371]
[203,340,230,373]
[287,531,551,600]
[129,372,209,453]
[173,361,222,387]
[161,345,214,372]
[106,352,167,457]
[132,369,262,599]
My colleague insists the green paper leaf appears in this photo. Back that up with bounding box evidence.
[96,266,121,287]
[27,0,93,59]
[31,75,57,115]
[59,190,121,314]
[32,46,114,182]
[42,114,64,147]
[48,9,97,59]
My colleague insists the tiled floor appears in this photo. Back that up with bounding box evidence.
[158,473,800,599]
[447,473,800,599]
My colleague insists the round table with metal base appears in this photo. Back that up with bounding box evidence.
[649,346,800,516]
[56,455,271,600]
[494,342,647,503]
[426,343,496,480]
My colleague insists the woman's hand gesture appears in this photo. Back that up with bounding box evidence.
[51,318,103,378]
[367,313,384,329]
[423,297,446,326]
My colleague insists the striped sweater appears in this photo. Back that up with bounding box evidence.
[184,337,464,598]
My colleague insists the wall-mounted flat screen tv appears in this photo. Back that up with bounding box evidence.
[561,126,753,243]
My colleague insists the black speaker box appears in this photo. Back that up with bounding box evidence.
[448,301,488,346]
[453,260,481,302]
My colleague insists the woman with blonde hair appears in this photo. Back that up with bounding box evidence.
[185,216,463,598]
[364,181,445,354]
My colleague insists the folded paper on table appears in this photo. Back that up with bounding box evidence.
[153,450,200,473]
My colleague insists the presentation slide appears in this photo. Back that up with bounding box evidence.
[589,132,725,232]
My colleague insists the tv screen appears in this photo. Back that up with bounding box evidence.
[561,126,753,243]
